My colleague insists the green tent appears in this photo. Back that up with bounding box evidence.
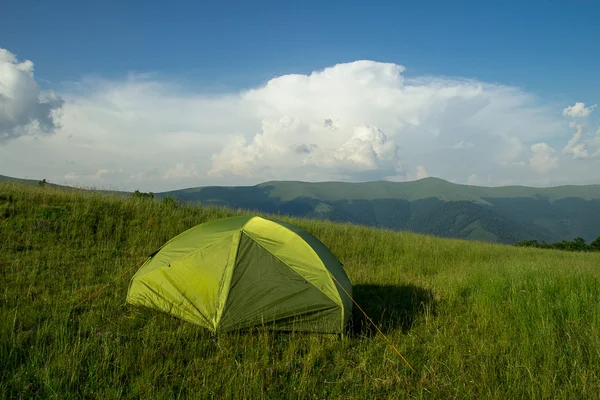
[126,215,353,334]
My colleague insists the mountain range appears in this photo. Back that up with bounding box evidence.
[2,174,600,244]
[156,177,600,244]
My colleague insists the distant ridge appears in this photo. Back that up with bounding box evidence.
[166,176,600,203]
[2,173,600,244]
[158,177,600,244]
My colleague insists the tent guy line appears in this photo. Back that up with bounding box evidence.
[329,272,416,373]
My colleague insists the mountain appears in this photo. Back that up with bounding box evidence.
[2,173,599,244]
[157,178,600,244]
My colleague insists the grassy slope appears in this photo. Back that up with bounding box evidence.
[2,182,600,399]
[0,174,42,185]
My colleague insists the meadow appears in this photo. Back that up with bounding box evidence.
[1,182,600,399]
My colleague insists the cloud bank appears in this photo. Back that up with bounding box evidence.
[0,49,64,143]
[0,49,598,191]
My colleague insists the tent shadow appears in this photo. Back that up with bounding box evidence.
[347,284,437,336]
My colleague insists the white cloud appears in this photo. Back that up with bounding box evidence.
[208,120,402,180]
[467,174,477,185]
[588,127,600,157]
[0,49,64,143]
[1,50,598,190]
[562,102,597,118]
[62,167,126,189]
[385,164,437,183]
[95,168,110,178]
[563,122,589,159]
[529,143,559,173]
[207,61,567,185]
[329,126,399,171]
[164,163,198,179]
[494,136,527,166]
[416,165,428,179]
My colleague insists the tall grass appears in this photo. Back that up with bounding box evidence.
[1,182,600,399]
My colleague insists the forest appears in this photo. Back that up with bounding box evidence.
[515,237,600,252]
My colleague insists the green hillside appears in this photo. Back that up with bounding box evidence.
[161,178,600,244]
[256,177,600,203]
[2,181,600,398]
[3,173,599,244]
[168,177,600,203]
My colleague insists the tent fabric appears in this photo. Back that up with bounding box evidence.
[126,215,353,333]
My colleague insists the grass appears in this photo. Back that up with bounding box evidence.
[1,181,600,399]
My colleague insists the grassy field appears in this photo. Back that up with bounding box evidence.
[2,182,600,399]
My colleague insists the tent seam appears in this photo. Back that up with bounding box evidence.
[213,230,243,331]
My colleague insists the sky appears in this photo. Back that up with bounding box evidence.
[1,0,599,192]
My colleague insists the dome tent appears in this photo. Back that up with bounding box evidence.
[126,215,353,334]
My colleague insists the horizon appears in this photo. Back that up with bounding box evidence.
[1,0,599,192]
[4,173,600,193]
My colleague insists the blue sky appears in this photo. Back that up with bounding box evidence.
[1,0,599,190]
[3,0,599,100]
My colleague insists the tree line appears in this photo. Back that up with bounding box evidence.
[515,237,600,252]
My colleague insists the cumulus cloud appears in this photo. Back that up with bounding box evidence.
[415,165,428,179]
[591,128,600,157]
[208,116,302,178]
[1,54,598,190]
[208,61,567,184]
[164,163,198,179]
[529,143,559,173]
[208,119,401,180]
[492,137,527,167]
[467,174,477,185]
[563,122,589,159]
[562,102,597,118]
[0,48,64,143]
[319,126,399,170]
[63,167,126,189]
